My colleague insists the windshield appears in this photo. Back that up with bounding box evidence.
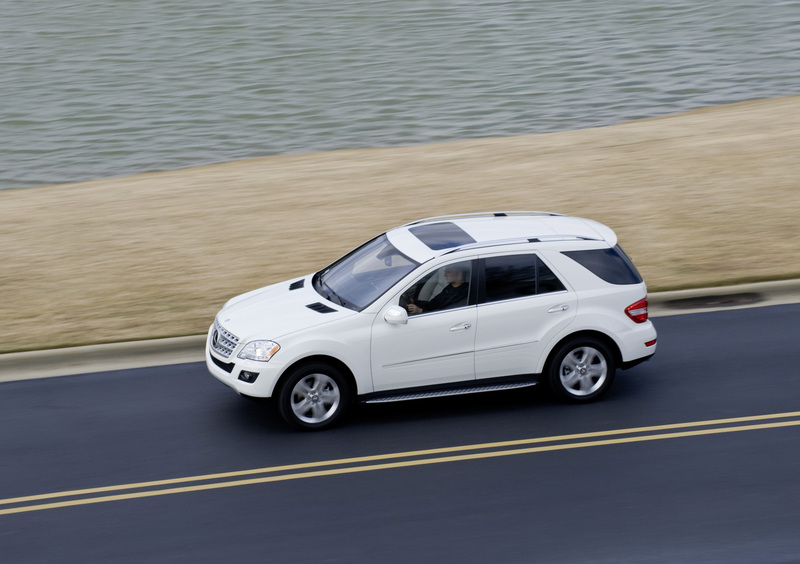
[313,234,419,311]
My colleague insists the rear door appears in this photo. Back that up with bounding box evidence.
[474,253,577,379]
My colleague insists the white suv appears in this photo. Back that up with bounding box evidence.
[206,212,656,429]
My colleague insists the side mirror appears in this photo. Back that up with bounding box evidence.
[384,305,408,325]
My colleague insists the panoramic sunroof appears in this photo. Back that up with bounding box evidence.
[409,222,476,250]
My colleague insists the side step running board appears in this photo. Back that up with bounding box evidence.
[363,381,537,404]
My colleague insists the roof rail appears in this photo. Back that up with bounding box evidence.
[401,211,565,227]
[442,234,603,255]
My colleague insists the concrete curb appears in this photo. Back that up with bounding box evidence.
[648,278,800,316]
[0,335,207,383]
[2,280,799,383]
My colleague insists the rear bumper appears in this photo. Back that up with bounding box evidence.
[621,351,655,371]
[615,319,657,368]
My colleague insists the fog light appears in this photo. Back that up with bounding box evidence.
[238,370,260,383]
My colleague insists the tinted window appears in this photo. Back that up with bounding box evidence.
[483,254,566,303]
[538,261,567,294]
[562,245,643,285]
[409,222,476,250]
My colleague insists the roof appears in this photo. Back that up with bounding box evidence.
[386,211,617,263]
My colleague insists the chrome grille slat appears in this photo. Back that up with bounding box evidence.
[211,319,240,359]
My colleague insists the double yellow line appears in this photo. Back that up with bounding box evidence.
[3,411,800,516]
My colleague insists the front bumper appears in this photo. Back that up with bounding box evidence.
[205,324,282,398]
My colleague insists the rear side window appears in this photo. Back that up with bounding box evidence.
[562,245,643,285]
[483,254,566,303]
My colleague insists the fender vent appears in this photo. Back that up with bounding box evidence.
[289,279,305,290]
[306,302,336,314]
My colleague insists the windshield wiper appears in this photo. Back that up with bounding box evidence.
[319,277,346,307]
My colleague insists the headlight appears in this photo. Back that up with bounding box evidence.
[237,340,280,362]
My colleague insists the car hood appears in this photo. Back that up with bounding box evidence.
[215,276,355,341]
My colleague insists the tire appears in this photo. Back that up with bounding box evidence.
[277,363,350,430]
[547,337,616,402]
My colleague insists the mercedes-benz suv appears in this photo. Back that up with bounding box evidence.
[206,211,656,429]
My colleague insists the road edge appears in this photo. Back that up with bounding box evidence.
[2,279,799,383]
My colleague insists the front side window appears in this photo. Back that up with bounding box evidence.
[483,254,565,303]
[400,260,472,315]
[314,235,419,311]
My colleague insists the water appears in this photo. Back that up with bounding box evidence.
[2,1,799,190]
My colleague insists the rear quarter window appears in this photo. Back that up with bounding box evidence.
[561,245,643,285]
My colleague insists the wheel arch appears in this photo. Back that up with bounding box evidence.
[276,355,358,402]
[543,330,622,373]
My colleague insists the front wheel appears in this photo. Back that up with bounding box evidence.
[277,363,350,430]
[547,337,616,402]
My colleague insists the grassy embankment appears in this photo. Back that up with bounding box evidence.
[1,96,798,353]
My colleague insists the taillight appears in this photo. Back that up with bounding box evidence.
[625,297,649,323]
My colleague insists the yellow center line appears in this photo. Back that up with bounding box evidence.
[2,411,800,516]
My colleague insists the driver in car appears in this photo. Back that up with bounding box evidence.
[406,266,468,314]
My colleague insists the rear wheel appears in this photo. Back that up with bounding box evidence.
[277,363,350,430]
[547,337,616,402]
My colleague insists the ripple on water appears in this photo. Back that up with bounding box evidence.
[1,0,799,189]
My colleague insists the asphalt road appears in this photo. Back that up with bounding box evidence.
[2,304,799,563]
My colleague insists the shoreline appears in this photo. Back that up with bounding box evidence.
[2,96,799,353]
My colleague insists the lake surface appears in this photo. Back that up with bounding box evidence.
[2,1,799,190]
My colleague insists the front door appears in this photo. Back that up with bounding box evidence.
[370,260,476,392]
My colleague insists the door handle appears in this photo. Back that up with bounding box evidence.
[450,322,472,332]
[548,304,569,313]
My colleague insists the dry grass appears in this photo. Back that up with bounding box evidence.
[2,96,799,353]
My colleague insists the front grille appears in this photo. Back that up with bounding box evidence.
[211,319,240,359]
